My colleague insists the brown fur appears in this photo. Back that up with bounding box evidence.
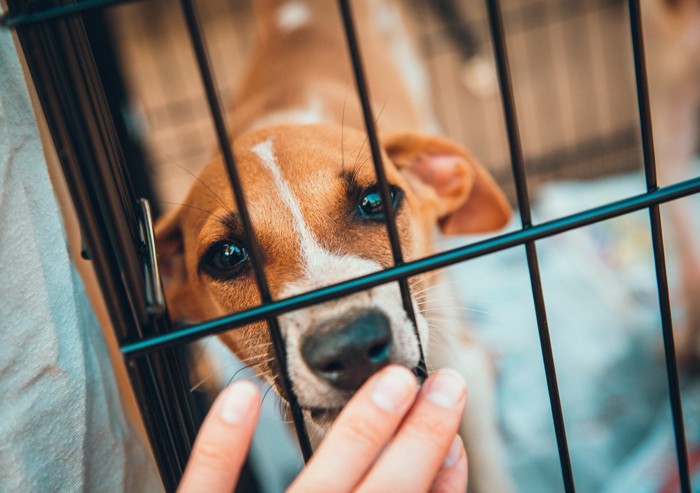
[156,2,513,490]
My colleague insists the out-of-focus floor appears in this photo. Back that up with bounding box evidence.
[108,0,645,208]
[440,165,700,492]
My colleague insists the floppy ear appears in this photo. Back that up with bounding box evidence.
[155,208,188,316]
[384,133,511,235]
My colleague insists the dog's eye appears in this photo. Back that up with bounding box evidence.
[358,186,401,218]
[204,242,249,277]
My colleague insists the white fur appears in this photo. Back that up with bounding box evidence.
[248,96,326,132]
[426,279,514,493]
[251,138,321,264]
[251,138,427,413]
[276,1,311,33]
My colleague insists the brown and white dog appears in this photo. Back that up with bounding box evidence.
[156,1,513,490]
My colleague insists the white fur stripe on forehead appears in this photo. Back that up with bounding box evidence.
[251,138,327,265]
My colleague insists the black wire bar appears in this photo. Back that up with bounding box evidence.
[5,5,199,489]
[121,174,700,357]
[485,0,576,490]
[4,0,698,489]
[178,0,313,460]
[627,0,691,490]
[337,0,428,381]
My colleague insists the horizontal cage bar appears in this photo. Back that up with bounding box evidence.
[120,175,700,357]
[0,0,140,28]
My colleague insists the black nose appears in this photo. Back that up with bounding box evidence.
[301,309,393,391]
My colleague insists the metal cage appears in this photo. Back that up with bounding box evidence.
[2,0,698,491]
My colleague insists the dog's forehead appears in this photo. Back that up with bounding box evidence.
[238,125,345,191]
[186,124,401,218]
[235,123,389,183]
[179,124,408,246]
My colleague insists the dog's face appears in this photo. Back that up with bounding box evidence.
[157,124,510,432]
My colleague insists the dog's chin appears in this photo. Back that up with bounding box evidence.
[300,365,422,432]
[307,405,346,430]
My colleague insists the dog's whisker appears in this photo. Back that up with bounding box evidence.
[411,280,463,296]
[421,306,492,315]
[352,133,369,171]
[246,358,276,370]
[252,370,274,381]
[155,200,227,222]
[191,362,254,392]
[225,364,262,387]
[245,342,272,356]
[169,161,232,212]
[351,98,387,170]
[261,384,276,406]
[241,357,274,370]
[416,296,463,307]
[240,350,271,360]
[425,315,478,329]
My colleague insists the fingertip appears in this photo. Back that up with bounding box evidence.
[219,380,261,424]
[424,369,467,410]
[370,365,419,414]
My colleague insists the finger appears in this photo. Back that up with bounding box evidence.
[288,365,418,493]
[429,435,468,493]
[357,369,467,493]
[178,381,261,493]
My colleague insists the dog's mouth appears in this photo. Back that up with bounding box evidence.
[307,406,344,424]
[301,365,422,426]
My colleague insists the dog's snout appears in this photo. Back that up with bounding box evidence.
[301,309,392,391]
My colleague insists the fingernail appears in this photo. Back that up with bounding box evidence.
[371,366,417,413]
[425,369,466,409]
[220,381,259,424]
[443,435,462,468]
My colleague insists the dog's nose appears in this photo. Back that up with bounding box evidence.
[301,309,393,391]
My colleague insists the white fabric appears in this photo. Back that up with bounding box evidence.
[0,22,161,492]
[439,170,700,492]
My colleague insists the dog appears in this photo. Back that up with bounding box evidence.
[156,1,513,490]
[643,0,700,368]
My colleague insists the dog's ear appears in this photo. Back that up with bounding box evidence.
[384,133,511,234]
[155,208,188,316]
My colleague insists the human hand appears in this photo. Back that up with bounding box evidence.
[178,365,468,492]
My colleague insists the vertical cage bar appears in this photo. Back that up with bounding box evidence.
[485,0,576,491]
[627,1,691,490]
[6,7,200,489]
[337,0,427,380]
[178,0,313,460]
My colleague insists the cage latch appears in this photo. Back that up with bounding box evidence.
[137,198,166,316]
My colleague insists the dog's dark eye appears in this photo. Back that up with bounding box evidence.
[204,241,249,277]
[358,186,401,219]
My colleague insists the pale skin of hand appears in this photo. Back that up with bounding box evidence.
[178,365,468,493]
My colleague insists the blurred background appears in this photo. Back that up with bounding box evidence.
[98,0,699,491]
[108,0,646,206]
